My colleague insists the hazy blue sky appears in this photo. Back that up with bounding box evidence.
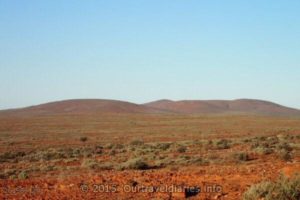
[1,1,300,109]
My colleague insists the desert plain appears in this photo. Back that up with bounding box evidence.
[0,99,299,199]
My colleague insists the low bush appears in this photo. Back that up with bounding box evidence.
[278,149,292,161]
[80,148,93,158]
[97,162,113,170]
[80,137,88,142]
[154,158,172,168]
[254,147,273,155]
[155,143,172,151]
[257,136,267,141]
[177,146,187,153]
[109,149,116,156]
[0,151,26,162]
[276,142,293,152]
[266,136,279,145]
[243,174,300,200]
[18,171,29,180]
[243,138,252,143]
[93,146,103,154]
[250,141,260,149]
[190,157,209,166]
[81,159,99,170]
[215,139,231,149]
[104,143,114,149]
[130,140,144,146]
[40,165,57,172]
[233,152,250,162]
[113,144,125,149]
[119,158,149,170]
[81,159,113,170]
[3,169,17,179]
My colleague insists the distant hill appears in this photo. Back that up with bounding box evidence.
[0,99,163,116]
[1,99,300,117]
[144,99,300,116]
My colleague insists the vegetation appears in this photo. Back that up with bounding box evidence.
[130,140,144,146]
[243,174,300,200]
[177,146,187,153]
[254,147,273,155]
[155,143,172,150]
[0,132,299,183]
[81,159,100,170]
[215,139,231,149]
[119,158,149,170]
[79,137,88,142]
[0,151,26,162]
[18,171,29,180]
[278,149,292,161]
[250,135,295,161]
[233,152,251,162]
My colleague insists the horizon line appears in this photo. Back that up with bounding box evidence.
[1,97,300,111]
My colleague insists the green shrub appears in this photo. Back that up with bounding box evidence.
[97,162,113,170]
[243,174,300,200]
[81,159,99,170]
[251,141,260,149]
[190,157,209,166]
[93,146,103,154]
[3,169,17,178]
[266,136,279,145]
[215,139,231,149]
[258,136,267,141]
[81,147,94,158]
[120,158,149,170]
[130,140,144,146]
[113,144,125,149]
[40,149,68,161]
[156,143,172,151]
[104,143,114,149]
[250,136,283,153]
[278,149,292,161]
[41,165,57,172]
[9,175,17,179]
[254,147,273,155]
[243,181,275,200]
[154,158,171,168]
[0,151,26,162]
[177,146,187,153]
[180,155,191,160]
[18,171,29,180]
[276,142,293,152]
[233,152,250,162]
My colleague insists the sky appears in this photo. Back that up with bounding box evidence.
[0,0,300,109]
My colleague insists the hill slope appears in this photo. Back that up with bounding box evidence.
[144,99,300,116]
[0,99,164,116]
[1,99,300,116]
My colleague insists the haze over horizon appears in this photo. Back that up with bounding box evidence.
[1,1,300,109]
